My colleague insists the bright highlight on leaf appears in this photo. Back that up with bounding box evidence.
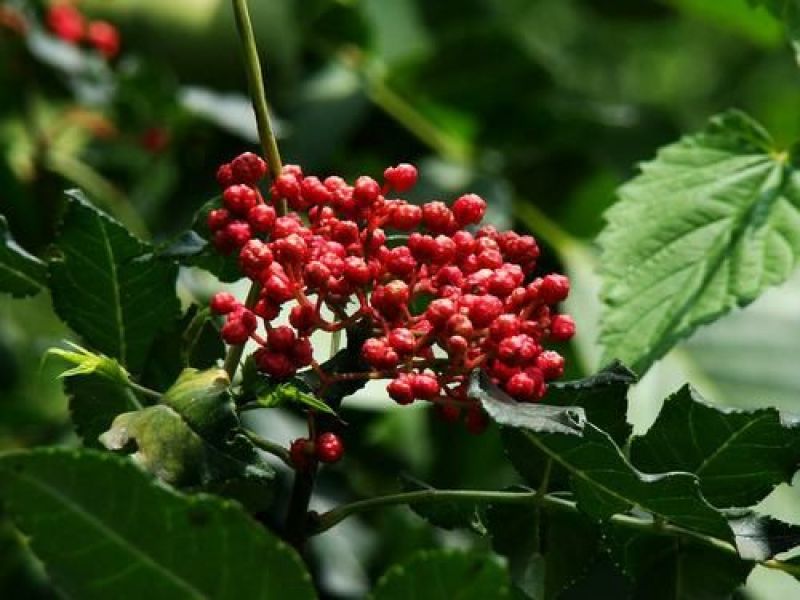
[599,110,800,374]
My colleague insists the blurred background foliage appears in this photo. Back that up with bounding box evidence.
[2,0,800,598]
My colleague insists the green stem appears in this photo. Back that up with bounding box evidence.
[223,0,286,381]
[311,488,737,557]
[230,0,284,186]
[242,429,291,466]
[128,380,162,403]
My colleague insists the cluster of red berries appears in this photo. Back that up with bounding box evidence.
[46,2,120,59]
[208,153,575,446]
[289,433,343,471]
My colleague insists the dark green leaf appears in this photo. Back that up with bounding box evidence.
[599,110,800,374]
[504,424,732,540]
[546,362,636,447]
[0,449,315,599]
[605,528,751,600]
[49,190,180,372]
[469,370,586,436]
[0,216,46,298]
[371,549,511,600]
[0,511,58,600]
[630,385,800,507]
[66,375,141,449]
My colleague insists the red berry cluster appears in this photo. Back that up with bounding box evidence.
[46,2,120,59]
[290,433,344,469]
[209,154,575,436]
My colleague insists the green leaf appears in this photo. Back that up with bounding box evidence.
[630,385,800,507]
[469,370,586,436]
[605,528,751,600]
[0,215,46,298]
[0,449,315,599]
[49,190,180,372]
[48,342,132,386]
[503,424,732,540]
[67,375,141,449]
[599,110,800,374]
[546,362,635,447]
[371,549,511,600]
[161,368,234,440]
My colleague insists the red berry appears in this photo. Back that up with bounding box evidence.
[274,174,302,204]
[224,220,252,248]
[47,5,84,44]
[388,328,416,355]
[452,194,486,226]
[264,274,294,303]
[210,292,238,315]
[216,163,235,188]
[291,337,314,367]
[411,373,440,400]
[422,202,454,234]
[343,256,371,286]
[388,203,422,230]
[353,176,381,206]
[550,314,576,342]
[388,376,415,405]
[301,176,332,205]
[505,372,537,401]
[386,247,416,277]
[223,185,258,216]
[468,294,503,329]
[384,163,418,192]
[254,349,295,379]
[536,350,565,380]
[436,403,461,423]
[316,432,344,464]
[540,274,570,305]
[231,152,267,185]
[86,20,120,58]
[426,298,457,327]
[221,309,256,345]
[207,208,230,232]
[239,239,273,279]
[289,304,316,334]
[267,325,296,352]
[290,438,314,471]
[247,204,276,233]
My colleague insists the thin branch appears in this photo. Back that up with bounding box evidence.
[242,429,292,467]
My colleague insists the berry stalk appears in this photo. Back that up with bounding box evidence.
[224,0,286,381]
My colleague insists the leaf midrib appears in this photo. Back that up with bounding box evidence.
[0,260,44,291]
[96,215,127,365]
[4,464,206,599]
[629,158,787,372]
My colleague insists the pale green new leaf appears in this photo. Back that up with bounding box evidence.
[599,110,800,374]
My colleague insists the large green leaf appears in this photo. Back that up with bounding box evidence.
[49,191,180,372]
[371,549,511,600]
[0,449,315,599]
[630,386,800,507]
[0,215,47,298]
[599,111,800,374]
[503,424,732,540]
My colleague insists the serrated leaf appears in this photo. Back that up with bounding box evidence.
[371,549,511,600]
[546,362,635,447]
[0,449,315,599]
[49,190,180,372]
[630,385,800,507]
[0,215,46,298]
[605,528,751,600]
[504,424,732,540]
[730,514,800,560]
[469,370,586,436]
[599,110,800,374]
[67,375,141,449]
